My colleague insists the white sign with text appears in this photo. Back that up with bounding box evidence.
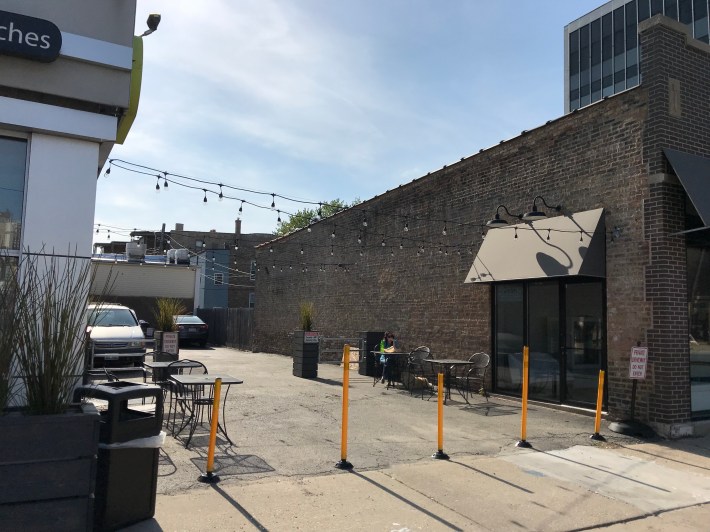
[629,346,648,379]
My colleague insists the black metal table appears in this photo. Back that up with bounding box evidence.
[169,373,243,448]
[371,351,410,388]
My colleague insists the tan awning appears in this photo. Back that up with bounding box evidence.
[464,208,606,283]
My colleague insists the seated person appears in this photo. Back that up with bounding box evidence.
[378,331,398,385]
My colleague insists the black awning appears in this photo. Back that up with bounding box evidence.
[664,148,710,226]
[464,208,605,284]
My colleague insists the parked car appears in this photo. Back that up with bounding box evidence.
[86,303,146,367]
[174,315,209,347]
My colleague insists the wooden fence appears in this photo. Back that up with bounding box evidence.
[195,308,254,350]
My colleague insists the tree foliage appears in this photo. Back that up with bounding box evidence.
[274,198,359,236]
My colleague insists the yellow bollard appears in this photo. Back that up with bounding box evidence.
[199,377,222,483]
[516,346,532,448]
[335,344,353,469]
[591,370,606,441]
[433,373,449,460]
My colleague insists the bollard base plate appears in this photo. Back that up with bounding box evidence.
[516,440,532,448]
[198,472,221,484]
[432,450,449,460]
[590,432,606,441]
[335,459,353,470]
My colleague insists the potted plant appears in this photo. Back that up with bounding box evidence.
[0,251,104,530]
[293,301,319,378]
[152,297,186,354]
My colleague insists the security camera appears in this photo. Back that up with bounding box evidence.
[142,14,161,36]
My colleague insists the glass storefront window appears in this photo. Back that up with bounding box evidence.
[0,136,27,253]
[494,283,524,393]
[688,246,710,417]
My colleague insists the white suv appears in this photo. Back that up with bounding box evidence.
[86,303,146,367]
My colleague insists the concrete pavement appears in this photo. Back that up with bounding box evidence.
[120,347,710,531]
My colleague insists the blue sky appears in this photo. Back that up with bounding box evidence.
[95,0,604,244]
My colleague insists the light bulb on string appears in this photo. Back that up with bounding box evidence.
[399,240,403,250]
[381,238,386,247]
[514,227,518,239]
[580,231,583,242]
[362,212,367,227]
[300,246,304,254]
[276,210,281,223]
[317,203,323,218]
[218,185,224,201]
[163,172,169,190]
[390,248,394,257]
[331,226,336,238]
[105,165,111,176]
[330,245,334,256]
[547,229,551,241]
[404,218,409,232]
[357,232,362,244]
[269,246,273,253]
[271,194,276,209]
[442,222,447,236]
[203,189,208,204]
[234,240,239,250]
[155,177,161,192]
[238,201,243,214]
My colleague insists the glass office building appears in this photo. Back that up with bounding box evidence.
[565,0,710,113]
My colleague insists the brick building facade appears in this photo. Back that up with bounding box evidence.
[254,16,710,437]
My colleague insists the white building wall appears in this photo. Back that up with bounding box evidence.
[22,133,99,257]
[92,262,197,299]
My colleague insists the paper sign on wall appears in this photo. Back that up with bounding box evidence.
[629,346,648,379]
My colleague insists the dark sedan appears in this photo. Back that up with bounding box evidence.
[174,315,209,347]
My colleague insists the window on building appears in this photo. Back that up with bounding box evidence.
[250,259,257,280]
[214,272,223,285]
[0,135,27,256]
[248,292,255,308]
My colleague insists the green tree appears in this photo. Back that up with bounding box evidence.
[274,198,359,236]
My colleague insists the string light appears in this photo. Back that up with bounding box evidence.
[442,222,447,236]
[580,230,583,242]
[155,177,160,192]
[362,212,368,227]
[357,232,362,244]
[331,226,336,238]
[404,218,409,232]
[277,210,282,223]
[202,189,207,204]
[239,201,243,213]
[218,185,224,201]
[271,193,275,209]
[547,229,551,241]
[163,172,169,189]
[381,238,386,247]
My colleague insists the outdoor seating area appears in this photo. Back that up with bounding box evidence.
[371,347,491,405]
[82,351,243,449]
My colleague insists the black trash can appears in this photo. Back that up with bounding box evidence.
[74,381,163,531]
[359,331,384,376]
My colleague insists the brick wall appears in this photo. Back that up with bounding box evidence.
[253,16,710,429]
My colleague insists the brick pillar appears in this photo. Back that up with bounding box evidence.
[644,179,691,433]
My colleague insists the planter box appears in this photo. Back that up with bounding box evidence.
[0,403,100,532]
[293,330,319,379]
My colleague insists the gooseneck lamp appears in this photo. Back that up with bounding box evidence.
[522,196,562,222]
[486,205,521,227]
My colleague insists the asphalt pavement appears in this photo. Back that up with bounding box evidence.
[118,346,710,531]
